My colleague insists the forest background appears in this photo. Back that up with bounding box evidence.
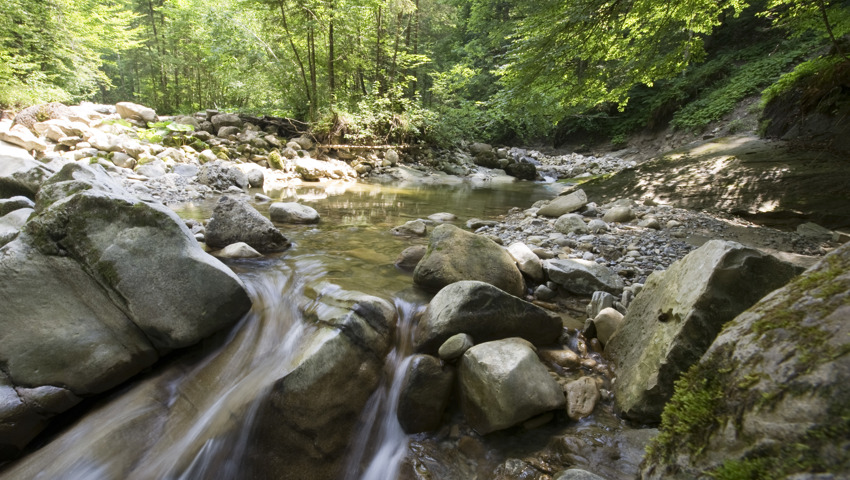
[1,0,848,147]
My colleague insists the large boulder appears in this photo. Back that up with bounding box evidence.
[197,160,249,191]
[0,163,251,459]
[414,224,525,297]
[0,121,47,152]
[544,258,623,295]
[247,284,395,480]
[0,140,55,198]
[294,157,354,181]
[12,103,74,130]
[415,280,562,353]
[642,242,850,479]
[0,207,32,246]
[537,189,588,217]
[211,113,243,131]
[269,202,320,224]
[605,240,800,423]
[115,102,157,124]
[459,339,565,434]
[205,196,290,253]
[397,354,455,433]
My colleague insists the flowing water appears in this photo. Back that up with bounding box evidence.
[0,179,558,480]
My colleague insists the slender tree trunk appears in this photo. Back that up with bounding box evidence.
[814,0,848,59]
[375,5,383,93]
[328,0,335,99]
[279,0,312,118]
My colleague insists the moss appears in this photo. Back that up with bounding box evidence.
[268,150,283,170]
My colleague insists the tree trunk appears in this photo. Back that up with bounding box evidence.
[278,0,312,118]
[328,0,335,99]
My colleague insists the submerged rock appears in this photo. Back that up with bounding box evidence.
[606,240,801,423]
[459,339,565,434]
[642,241,850,479]
[414,224,525,296]
[415,280,562,353]
[269,202,320,224]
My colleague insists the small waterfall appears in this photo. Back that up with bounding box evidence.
[343,299,425,480]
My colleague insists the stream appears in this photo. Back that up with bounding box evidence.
[1,179,564,479]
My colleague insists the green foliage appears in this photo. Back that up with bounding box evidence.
[136,120,192,143]
[761,54,847,106]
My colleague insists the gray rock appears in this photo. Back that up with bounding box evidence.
[172,164,199,177]
[459,339,565,434]
[415,280,562,353]
[0,208,33,247]
[638,216,661,230]
[796,221,832,238]
[469,142,493,155]
[465,218,499,229]
[414,224,525,296]
[554,214,589,235]
[292,134,313,150]
[534,284,556,301]
[116,102,157,123]
[109,152,135,169]
[395,245,427,271]
[215,242,262,258]
[544,259,624,295]
[505,161,537,180]
[0,196,35,216]
[391,219,427,237]
[602,206,635,223]
[0,122,47,152]
[507,242,545,282]
[428,212,457,223]
[217,126,240,138]
[642,241,850,479]
[586,290,616,319]
[211,113,243,131]
[249,285,395,480]
[135,163,166,178]
[592,308,623,345]
[197,160,248,191]
[437,333,474,361]
[269,202,320,224]
[385,149,399,165]
[245,168,264,188]
[13,103,74,130]
[0,140,54,198]
[397,354,455,433]
[606,240,801,423]
[565,376,601,420]
[587,218,609,233]
[172,115,200,130]
[537,189,588,217]
[205,196,290,253]
[294,157,354,181]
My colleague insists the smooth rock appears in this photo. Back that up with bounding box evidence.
[544,259,624,295]
[507,242,545,282]
[554,469,606,480]
[269,202,320,224]
[210,113,243,131]
[0,122,47,152]
[428,212,457,223]
[592,308,624,345]
[459,339,565,434]
[395,245,427,271]
[397,354,455,433]
[415,280,562,353]
[538,348,581,370]
[391,219,427,237]
[0,140,55,198]
[537,189,588,217]
[0,208,33,246]
[0,196,35,216]
[437,333,475,361]
[602,206,635,223]
[205,196,290,252]
[116,102,157,123]
[215,242,262,258]
[606,240,801,423]
[414,224,524,296]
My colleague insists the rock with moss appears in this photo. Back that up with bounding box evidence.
[13,103,74,130]
[642,241,850,479]
[414,224,525,296]
[606,240,801,424]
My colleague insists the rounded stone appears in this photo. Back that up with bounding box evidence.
[438,333,474,361]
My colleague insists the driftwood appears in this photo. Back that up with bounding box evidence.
[237,114,309,138]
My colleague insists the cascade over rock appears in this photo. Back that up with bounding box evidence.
[605,240,800,423]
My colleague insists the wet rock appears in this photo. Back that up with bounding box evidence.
[428,212,457,223]
[565,376,601,420]
[554,213,589,235]
[544,259,624,295]
[415,280,562,353]
[269,202,320,224]
[205,196,290,253]
[391,219,427,237]
[554,469,606,480]
[505,161,537,180]
[642,242,850,479]
[492,458,541,480]
[466,218,499,229]
[537,189,588,217]
[438,333,474,361]
[414,224,525,296]
[395,245,427,271]
[248,285,395,480]
[459,339,565,434]
[507,242,545,282]
[116,102,157,124]
[215,242,262,258]
[606,240,801,423]
[397,354,455,433]
[539,348,581,370]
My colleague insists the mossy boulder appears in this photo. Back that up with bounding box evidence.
[606,240,800,423]
[413,224,525,296]
[642,241,850,479]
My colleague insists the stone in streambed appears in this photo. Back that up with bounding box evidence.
[414,224,524,296]
[215,242,262,258]
[507,242,544,283]
[544,258,623,295]
[459,339,565,434]
[205,196,290,253]
[605,240,801,423]
[0,140,54,198]
[395,245,427,271]
[554,214,588,235]
[565,376,601,420]
[391,219,427,237]
[438,333,474,361]
[415,280,562,353]
[397,354,455,433]
[537,189,588,217]
[269,202,320,224]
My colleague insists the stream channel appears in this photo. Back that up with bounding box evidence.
[4,179,625,480]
